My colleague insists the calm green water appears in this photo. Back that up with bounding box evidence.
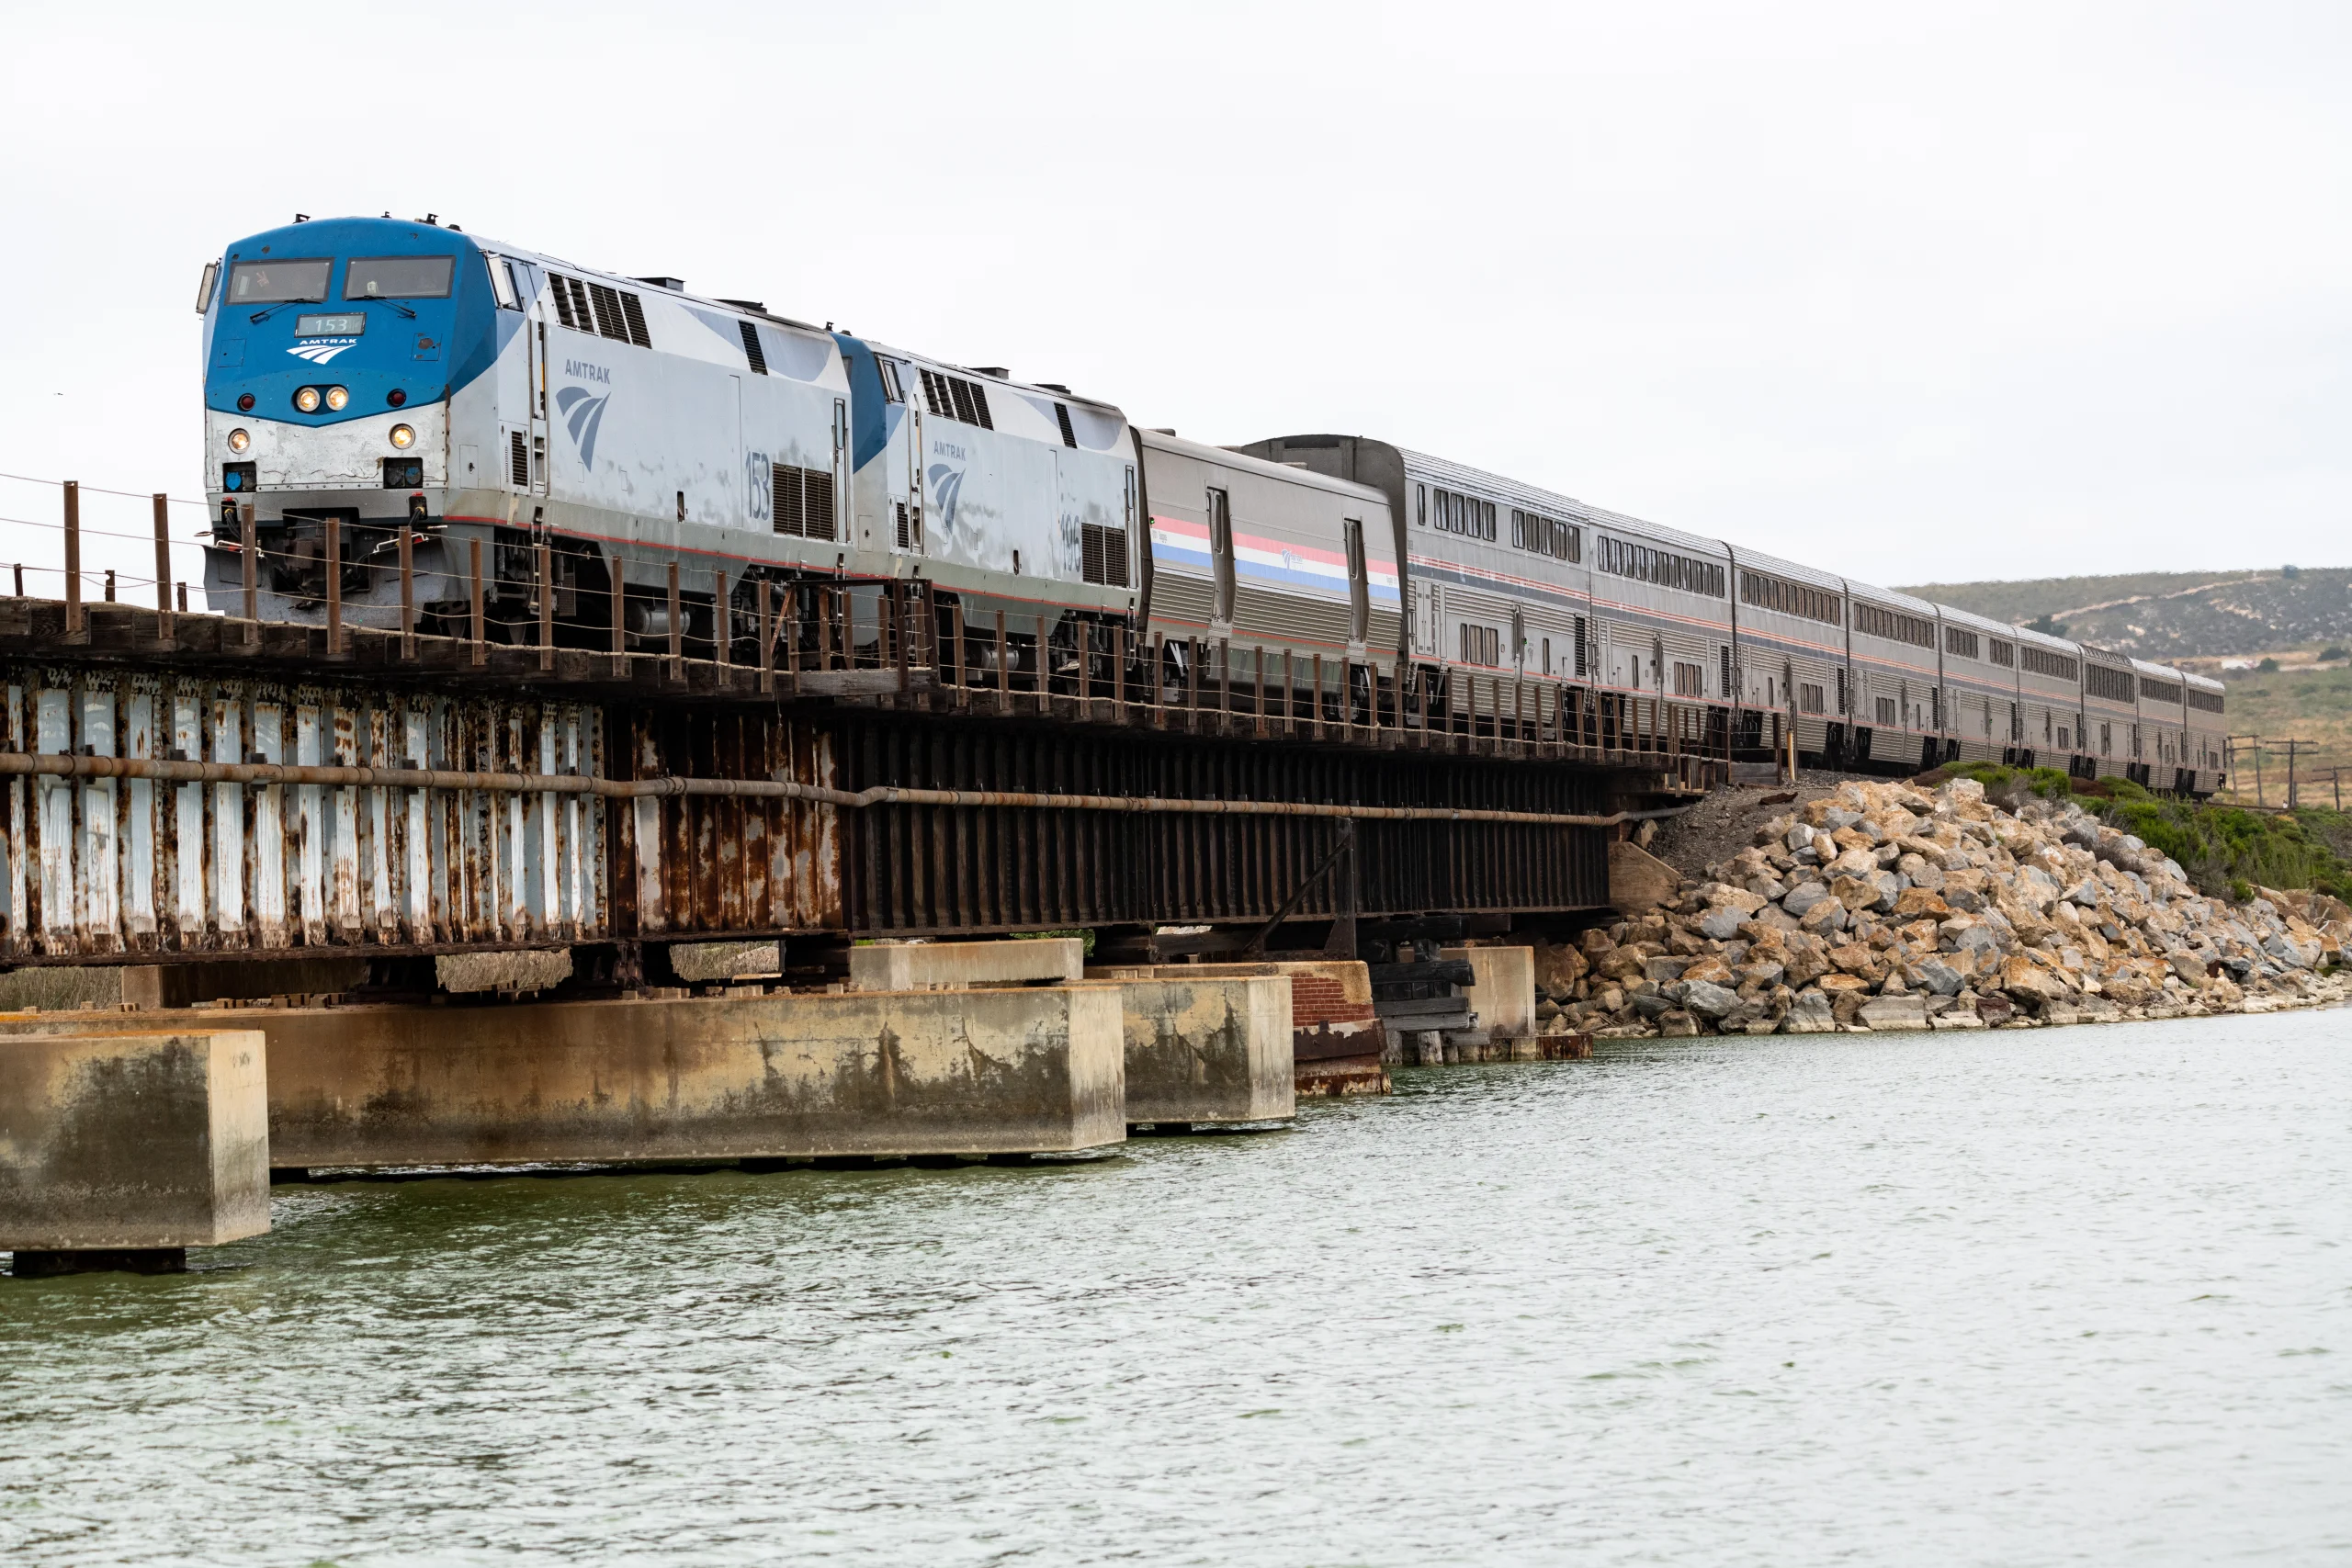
[4,1010,2347,1566]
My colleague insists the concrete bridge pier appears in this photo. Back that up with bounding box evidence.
[0,1029,270,1276]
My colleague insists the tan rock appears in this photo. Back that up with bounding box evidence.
[1608,839,1682,917]
[1893,887,1950,919]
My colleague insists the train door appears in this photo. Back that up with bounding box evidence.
[1510,607,1526,671]
[1342,518,1369,645]
[899,364,925,556]
[1207,487,1235,626]
[831,399,850,545]
[528,296,549,495]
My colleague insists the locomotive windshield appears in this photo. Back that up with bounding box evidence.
[345,255,455,300]
[226,258,332,304]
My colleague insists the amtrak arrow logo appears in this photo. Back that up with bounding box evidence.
[926,463,964,535]
[287,339,357,365]
[555,386,610,468]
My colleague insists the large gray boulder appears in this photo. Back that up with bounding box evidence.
[1681,979,1742,1020]
[1782,881,1834,918]
[1781,990,1838,1033]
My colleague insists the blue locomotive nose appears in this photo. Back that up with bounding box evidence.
[202,219,492,431]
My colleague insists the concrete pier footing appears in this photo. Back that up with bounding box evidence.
[850,938,1084,991]
[1439,947,1537,1051]
[2,988,1125,1170]
[1114,975,1295,1127]
[1091,960,1387,1096]
[0,1030,269,1271]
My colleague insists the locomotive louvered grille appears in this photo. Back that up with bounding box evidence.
[770,464,838,542]
[896,502,911,551]
[801,468,834,541]
[508,430,529,488]
[587,282,625,342]
[1055,403,1078,448]
[739,321,767,375]
[619,292,651,348]
[917,367,996,428]
[551,276,578,330]
[1080,524,1129,588]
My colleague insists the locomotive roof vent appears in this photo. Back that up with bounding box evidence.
[971,367,1009,378]
[1037,382,1070,392]
[633,276,686,291]
[718,298,766,312]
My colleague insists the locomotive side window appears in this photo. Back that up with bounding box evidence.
[877,359,904,403]
[481,252,519,310]
[345,255,456,299]
[227,258,332,304]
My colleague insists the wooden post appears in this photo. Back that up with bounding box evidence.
[609,558,628,677]
[949,599,966,706]
[325,516,343,655]
[666,559,683,681]
[536,545,555,671]
[714,568,729,674]
[469,537,485,666]
[1152,631,1167,728]
[151,493,172,641]
[783,585,800,693]
[62,480,83,638]
[892,582,909,696]
[757,580,774,694]
[240,502,258,638]
[397,519,415,660]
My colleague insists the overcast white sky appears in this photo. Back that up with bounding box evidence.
[4,1,2346,596]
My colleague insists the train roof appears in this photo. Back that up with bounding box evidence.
[2128,657,2188,682]
[1395,446,1600,528]
[1159,432,1386,507]
[2183,670,2226,694]
[1843,579,1939,617]
[2014,623,2080,656]
[1935,602,2023,638]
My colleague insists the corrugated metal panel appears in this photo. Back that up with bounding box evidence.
[0,664,608,958]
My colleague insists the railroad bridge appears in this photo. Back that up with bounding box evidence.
[0,502,1743,1266]
[0,526,1716,983]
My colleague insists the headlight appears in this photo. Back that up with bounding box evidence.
[324,385,349,412]
[389,424,415,449]
[294,386,322,413]
[227,427,251,453]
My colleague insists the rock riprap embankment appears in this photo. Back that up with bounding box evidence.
[1534,778,2348,1037]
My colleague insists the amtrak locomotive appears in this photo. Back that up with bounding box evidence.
[195,214,2223,794]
